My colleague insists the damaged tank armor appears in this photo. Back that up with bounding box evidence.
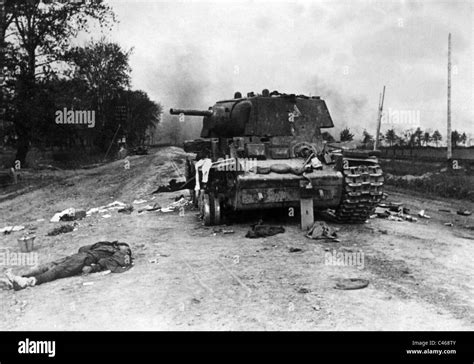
[170,89,384,226]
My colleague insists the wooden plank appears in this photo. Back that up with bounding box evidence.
[300,198,314,230]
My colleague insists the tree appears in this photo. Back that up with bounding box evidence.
[362,130,374,147]
[339,127,354,142]
[385,129,397,147]
[422,131,431,147]
[432,130,442,147]
[451,130,461,148]
[117,90,162,147]
[460,132,467,146]
[65,38,132,129]
[4,0,115,164]
[413,127,423,147]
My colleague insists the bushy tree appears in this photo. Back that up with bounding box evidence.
[432,130,442,147]
[3,0,115,164]
[339,127,354,142]
[451,130,460,148]
[422,131,431,147]
[385,129,397,147]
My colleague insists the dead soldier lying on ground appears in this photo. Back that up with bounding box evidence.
[3,241,133,291]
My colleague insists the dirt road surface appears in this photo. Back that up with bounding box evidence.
[1,147,473,330]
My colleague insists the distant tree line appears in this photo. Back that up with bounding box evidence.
[330,127,470,149]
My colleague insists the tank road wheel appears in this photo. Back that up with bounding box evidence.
[212,194,221,225]
[201,193,222,226]
[202,193,212,226]
[334,159,384,223]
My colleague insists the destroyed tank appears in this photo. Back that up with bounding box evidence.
[170,89,384,226]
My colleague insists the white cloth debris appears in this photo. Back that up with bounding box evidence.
[194,158,213,191]
[86,207,99,216]
[50,208,75,222]
[105,201,126,210]
[310,157,322,169]
[133,199,147,204]
[87,201,127,216]
[0,225,25,233]
[418,210,431,219]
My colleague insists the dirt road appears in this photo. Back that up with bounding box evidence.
[0,147,473,330]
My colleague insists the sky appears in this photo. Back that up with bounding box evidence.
[98,0,473,141]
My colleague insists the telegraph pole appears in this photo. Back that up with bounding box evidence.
[0,0,5,148]
[447,33,452,160]
[374,85,386,150]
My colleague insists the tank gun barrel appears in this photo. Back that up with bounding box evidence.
[170,108,213,117]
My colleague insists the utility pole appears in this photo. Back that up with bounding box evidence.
[374,85,386,150]
[447,33,452,160]
[0,0,5,149]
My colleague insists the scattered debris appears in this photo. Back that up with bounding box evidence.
[82,282,94,286]
[375,207,390,218]
[289,247,303,253]
[60,210,86,222]
[86,207,100,215]
[457,210,472,216]
[152,179,190,193]
[49,207,87,222]
[102,214,112,219]
[133,199,147,204]
[118,205,134,214]
[389,205,410,214]
[297,287,310,294]
[439,209,451,213]
[50,208,75,222]
[18,235,36,252]
[387,216,403,222]
[138,203,161,213]
[213,228,235,234]
[305,222,339,242]
[160,197,192,213]
[1,225,25,234]
[334,278,369,290]
[86,201,129,217]
[47,224,74,236]
[418,210,431,219]
[245,223,285,238]
[375,203,419,223]
[105,201,127,210]
[403,215,418,222]
[444,222,453,227]
[36,218,45,222]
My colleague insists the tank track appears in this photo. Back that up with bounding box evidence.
[334,158,384,223]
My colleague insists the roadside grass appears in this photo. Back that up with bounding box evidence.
[380,159,474,201]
